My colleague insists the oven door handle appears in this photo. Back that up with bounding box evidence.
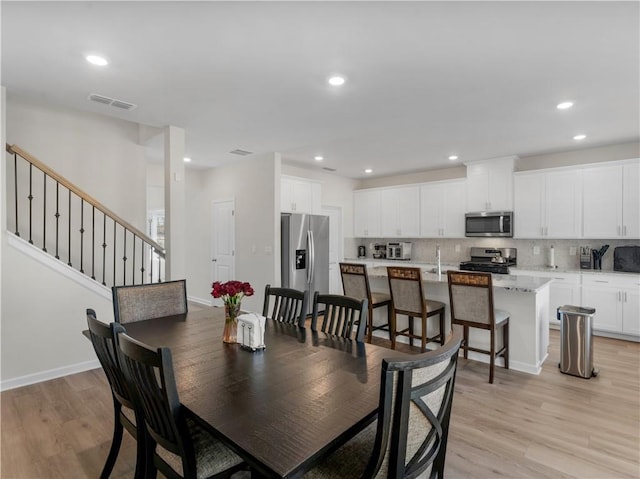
[499,215,504,233]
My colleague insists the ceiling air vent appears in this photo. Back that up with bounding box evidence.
[322,167,337,172]
[88,93,137,111]
[229,149,253,156]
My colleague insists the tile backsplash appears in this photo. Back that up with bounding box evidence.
[346,237,639,271]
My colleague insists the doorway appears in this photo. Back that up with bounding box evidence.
[211,199,236,306]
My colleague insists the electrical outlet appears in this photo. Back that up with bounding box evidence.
[533,246,540,255]
[569,246,577,255]
[264,245,273,255]
[455,244,461,253]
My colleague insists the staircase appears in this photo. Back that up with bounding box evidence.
[5,144,165,288]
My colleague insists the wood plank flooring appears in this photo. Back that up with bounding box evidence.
[2,316,638,478]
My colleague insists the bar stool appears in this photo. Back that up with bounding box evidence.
[447,270,509,384]
[340,262,392,343]
[387,266,446,352]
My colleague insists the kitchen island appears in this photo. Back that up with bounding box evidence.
[365,264,552,375]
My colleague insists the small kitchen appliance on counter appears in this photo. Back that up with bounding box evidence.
[459,247,517,274]
[387,242,412,260]
[580,246,592,269]
[358,245,366,258]
[372,243,387,259]
[613,246,640,273]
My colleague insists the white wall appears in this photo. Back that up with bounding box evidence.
[185,153,280,313]
[2,94,151,386]
[6,93,148,231]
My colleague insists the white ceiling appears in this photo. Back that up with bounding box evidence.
[2,1,638,178]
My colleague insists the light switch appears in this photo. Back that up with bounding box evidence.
[533,246,540,255]
[569,246,577,256]
[264,245,273,255]
[455,244,461,253]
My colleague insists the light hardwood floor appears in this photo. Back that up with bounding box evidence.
[1,323,639,478]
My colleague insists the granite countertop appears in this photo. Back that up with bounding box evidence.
[367,265,552,293]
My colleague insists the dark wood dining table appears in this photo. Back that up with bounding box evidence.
[104,307,410,478]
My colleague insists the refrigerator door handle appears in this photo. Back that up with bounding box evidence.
[307,230,314,284]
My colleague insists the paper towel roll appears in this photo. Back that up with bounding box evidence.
[549,245,555,268]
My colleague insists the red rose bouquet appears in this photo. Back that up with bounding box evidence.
[211,280,254,307]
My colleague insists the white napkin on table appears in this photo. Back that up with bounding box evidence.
[237,313,266,350]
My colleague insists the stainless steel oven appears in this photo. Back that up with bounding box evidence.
[465,211,513,237]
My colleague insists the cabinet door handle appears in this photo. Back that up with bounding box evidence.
[623,225,627,236]
[541,227,544,236]
[618,291,621,302]
[617,225,621,236]
[624,291,628,302]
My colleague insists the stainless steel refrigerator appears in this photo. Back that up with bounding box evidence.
[281,213,330,316]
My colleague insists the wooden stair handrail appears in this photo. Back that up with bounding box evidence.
[6,143,166,258]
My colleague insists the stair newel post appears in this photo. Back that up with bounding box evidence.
[55,182,60,259]
[79,198,85,274]
[42,172,47,252]
[13,152,20,237]
[101,213,107,286]
[91,205,96,280]
[67,189,72,266]
[28,163,33,244]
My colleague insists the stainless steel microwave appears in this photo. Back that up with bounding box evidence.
[465,211,513,237]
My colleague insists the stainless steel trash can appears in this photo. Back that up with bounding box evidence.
[557,305,597,378]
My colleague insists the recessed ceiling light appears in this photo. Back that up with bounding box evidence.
[86,55,108,66]
[557,101,574,110]
[573,134,587,140]
[364,168,373,174]
[448,155,459,161]
[183,157,192,162]
[314,156,324,161]
[328,76,345,86]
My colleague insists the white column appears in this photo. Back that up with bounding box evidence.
[164,126,186,280]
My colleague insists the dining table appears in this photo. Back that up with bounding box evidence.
[93,307,411,478]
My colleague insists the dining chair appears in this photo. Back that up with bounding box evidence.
[86,309,145,479]
[311,292,368,342]
[339,263,392,343]
[112,279,188,324]
[303,330,463,479]
[116,332,247,479]
[447,270,510,384]
[387,266,446,352]
[262,284,308,327]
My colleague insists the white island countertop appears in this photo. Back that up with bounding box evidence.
[367,265,553,293]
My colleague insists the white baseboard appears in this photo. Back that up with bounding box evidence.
[188,295,212,307]
[1,359,101,392]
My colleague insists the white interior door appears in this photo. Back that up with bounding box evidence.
[322,206,343,294]
[212,199,235,305]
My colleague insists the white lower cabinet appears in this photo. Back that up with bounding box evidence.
[581,274,640,335]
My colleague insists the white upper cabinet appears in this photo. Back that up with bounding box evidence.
[380,186,420,237]
[420,180,466,238]
[281,176,321,214]
[465,157,515,212]
[582,160,639,238]
[514,169,582,238]
[354,189,382,237]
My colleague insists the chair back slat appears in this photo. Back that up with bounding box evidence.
[387,267,426,315]
[113,280,188,324]
[263,285,308,326]
[117,332,184,455]
[311,292,368,342]
[447,271,495,327]
[364,331,463,478]
[86,309,133,409]
[339,263,370,302]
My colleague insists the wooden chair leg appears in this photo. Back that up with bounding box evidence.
[387,304,393,341]
[391,311,397,350]
[408,316,414,347]
[489,328,496,384]
[463,326,469,359]
[421,316,427,353]
[367,304,374,343]
[439,310,445,345]
[503,321,510,370]
[101,398,124,479]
